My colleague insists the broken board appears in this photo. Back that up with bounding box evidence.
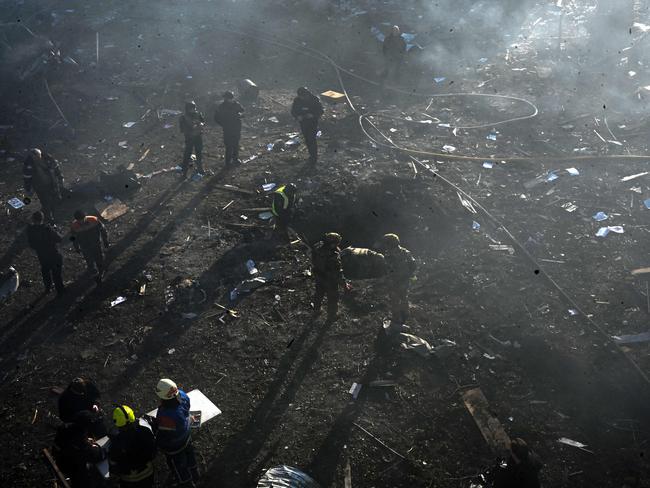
[462,388,510,456]
[95,199,129,221]
[320,90,346,104]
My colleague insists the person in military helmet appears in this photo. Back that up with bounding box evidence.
[22,148,65,223]
[109,405,156,488]
[214,91,244,167]
[291,87,324,165]
[271,183,297,241]
[179,100,206,177]
[311,232,346,322]
[380,233,416,323]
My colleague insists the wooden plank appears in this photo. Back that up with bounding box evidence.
[462,388,510,456]
[344,458,352,488]
[631,267,650,276]
[43,448,71,488]
[95,199,129,221]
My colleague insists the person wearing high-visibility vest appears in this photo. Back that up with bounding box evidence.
[271,183,297,241]
[109,405,156,488]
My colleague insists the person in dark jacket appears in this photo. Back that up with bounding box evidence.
[271,183,297,241]
[70,210,109,283]
[179,101,206,177]
[23,148,65,223]
[380,233,416,323]
[53,411,106,488]
[110,405,156,488]
[492,438,543,488]
[382,25,407,83]
[58,377,107,438]
[27,210,65,295]
[214,91,244,167]
[291,87,324,165]
[311,232,347,322]
[154,378,199,486]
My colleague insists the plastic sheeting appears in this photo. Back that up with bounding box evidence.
[257,466,320,488]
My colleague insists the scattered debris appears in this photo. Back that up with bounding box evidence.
[489,244,515,255]
[620,172,648,182]
[349,382,362,399]
[612,332,650,344]
[557,437,593,453]
[595,226,624,237]
[257,465,320,488]
[96,199,129,221]
[8,198,25,209]
[110,296,126,307]
[399,333,433,357]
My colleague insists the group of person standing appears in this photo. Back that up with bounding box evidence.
[310,231,417,324]
[52,377,199,488]
[178,86,324,176]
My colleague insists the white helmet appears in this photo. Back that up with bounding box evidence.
[156,378,180,400]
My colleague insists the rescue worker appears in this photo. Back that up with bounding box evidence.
[380,233,416,323]
[179,101,206,177]
[311,232,346,322]
[382,25,407,83]
[53,411,106,488]
[491,438,543,488]
[291,87,324,165]
[109,405,156,488]
[154,378,199,487]
[23,148,65,223]
[271,183,297,241]
[214,91,244,167]
[70,210,109,283]
[27,210,65,295]
[58,377,107,438]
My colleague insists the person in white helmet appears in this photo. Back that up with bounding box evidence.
[154,378,199,486]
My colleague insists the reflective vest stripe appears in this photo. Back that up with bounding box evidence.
[272,186,289,216]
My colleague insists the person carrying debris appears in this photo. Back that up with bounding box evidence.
[312,232,346,322]
[490,438,543,488]
[70,210,109,284]
[214,91,244,167]
[58,377,107,438]
[291,87,324,165]
[179,100,206,177]
[380,233,416,323]
[154,378,199,487]
[23,148,65,223]
[382,25,407,83]
[27,210,65,295]
[53,410,106,488]
[271,183,297,241]
[109,405,156,488]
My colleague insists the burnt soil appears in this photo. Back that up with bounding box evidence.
[2,1,650,487]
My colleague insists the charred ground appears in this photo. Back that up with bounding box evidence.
[1,1,650,487]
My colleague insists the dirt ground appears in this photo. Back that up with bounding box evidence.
[2,1,650,487]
